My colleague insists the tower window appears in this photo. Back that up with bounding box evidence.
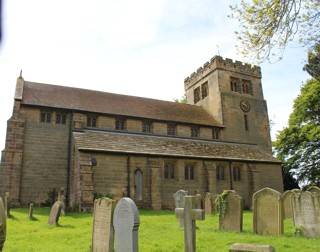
[164,162,174,179]
[242,79,253,95]
[201,82,209,99]
[194,87,201,104]
[212,128,220,139]
[230,77,241,93]
[216,165,225,181]
[40,111,52,123]
[244,114,249,131]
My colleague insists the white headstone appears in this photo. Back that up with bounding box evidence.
[113,197,140,252]
[173,190,188,228]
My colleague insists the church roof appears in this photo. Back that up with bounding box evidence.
[22,81,222,127]
[73,131,280,163]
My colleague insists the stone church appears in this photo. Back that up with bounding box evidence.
[0,56,283,210]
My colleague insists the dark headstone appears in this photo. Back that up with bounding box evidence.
[48,201,62,225]
[28,203,34,220]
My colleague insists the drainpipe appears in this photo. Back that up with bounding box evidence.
[127,155,131,197]
[66,111,73,208]
[229,161,233,190]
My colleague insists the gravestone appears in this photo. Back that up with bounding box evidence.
[113,197,140,252]
[4,193,9,217]
[253,188,283,236]
[48,201,63,225]
[229,243,276,252]
[282,190,293,219]
[291,190,320,238]
[175,196,205,252]
[194,191,202,209]
[28,203,34,220]
[307,186,320,194]
[92,197,116,252]
[173,190,188,228]
[218,190,243,232]
[57,188,66,216]
[204,192,213,215]
[0,198,6,251]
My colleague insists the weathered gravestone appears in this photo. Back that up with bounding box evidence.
[0,198,6,251]
[48,201,63,225]
[113,197,140,252]
[28,203,34,220]
[229,243,276,252]
[92,197,116,252]
[57,188,66,216]
[291,190,320,238]
[173,190,188,228]
[175,196,205,252]
[218,190,243,232]
[204,192,213,215]
[4,193,9,217]
[194,191,202,209]
[253,188,283,236]
[307,186,320,194]
[282,190,293,219]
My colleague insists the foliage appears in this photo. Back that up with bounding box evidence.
[230,0,320,62]
[303,43,320,81]
[93,192,114,200]
[282,165,300,191]
[4,208,320,252]
[274,78,320,186]
[40,188,58,207]
[215,190,230,220]
[173,94,187,104]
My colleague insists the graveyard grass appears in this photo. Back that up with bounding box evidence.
[4,208,320,252]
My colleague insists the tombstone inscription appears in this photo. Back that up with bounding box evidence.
[253,188,283,236]
[292,190,320,238]
[92,198,116,252]
[0,198,6,251]
[175,196,205,252]
[218,190,243,232]
[113,197,140,252]
[173,190,188,228]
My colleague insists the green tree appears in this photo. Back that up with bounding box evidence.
[274,78,320,186]
[230,0,320,62]
[303,43,320,81]
[173,94,187,104]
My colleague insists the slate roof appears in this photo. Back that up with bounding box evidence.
[73,131,280,163]
[22,81,222,127]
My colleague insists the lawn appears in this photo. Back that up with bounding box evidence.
[3,208,320,251]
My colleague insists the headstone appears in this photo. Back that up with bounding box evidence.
[282,190,293,219]
[253,187,283,236]
[291,190,320,238]
[57,188,66,216]
[92,198,116,252]
[204,192,213,215]
[113,197,140,252]
[48,201,63,225]
[28,203,34,220]
[229,243,276,252]
[0,198,6,251]
[173,190,188,228]
[175,196,205,252]
[4,193,9,217]
[194,191,202,209]
[307,186,320,194]
[218,190,243,232]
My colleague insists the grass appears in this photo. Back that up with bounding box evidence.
[2,208,320,251]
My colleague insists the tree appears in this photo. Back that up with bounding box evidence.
[273,78,320,186]
[173,94,187,104]
[303,43,320,81]
[230,0,320,62]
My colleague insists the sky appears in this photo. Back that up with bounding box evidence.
[0,0,310,153]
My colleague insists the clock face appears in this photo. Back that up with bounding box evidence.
[240,100,250,112]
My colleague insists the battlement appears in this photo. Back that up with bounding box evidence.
[184,56,261,89]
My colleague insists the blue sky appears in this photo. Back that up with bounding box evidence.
[0,0,310,152]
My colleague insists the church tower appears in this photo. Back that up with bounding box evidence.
[185,56,271,148]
